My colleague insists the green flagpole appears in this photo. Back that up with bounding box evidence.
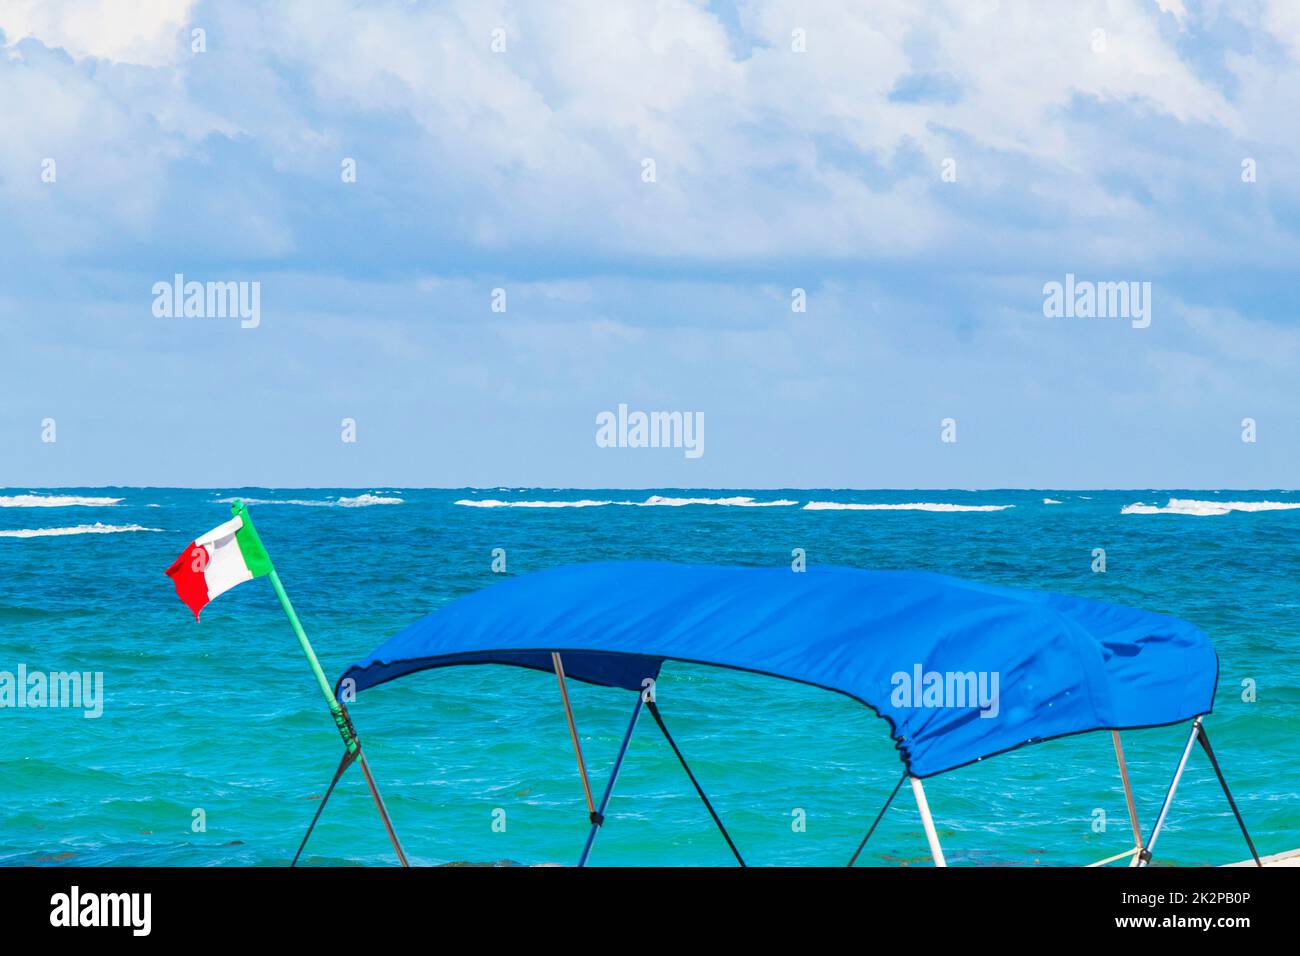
[234,501,409,867]
[266,568,359,753]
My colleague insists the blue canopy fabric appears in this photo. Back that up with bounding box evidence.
[338,561,1217,778]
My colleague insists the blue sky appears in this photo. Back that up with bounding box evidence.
[1,0,1297,488]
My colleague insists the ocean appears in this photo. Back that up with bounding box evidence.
[1,488,1296,867]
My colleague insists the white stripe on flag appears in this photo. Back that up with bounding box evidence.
[196,515,242,548]
[198,515,252,602]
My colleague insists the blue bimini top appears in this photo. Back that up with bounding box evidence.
[337,562,1218,778]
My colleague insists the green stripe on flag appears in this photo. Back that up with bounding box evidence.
[231,502,273,577]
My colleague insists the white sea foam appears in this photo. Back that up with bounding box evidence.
[639,496,797,507]
[802,501,1014,512]
[1122,498,1300,516]
[455,498,619,508]
[0,495,122,508]
[0,523,160,538]
[214,494,402,508]
[1043,498,1063,504]
[336,494,403,507]
[455,495,799,509]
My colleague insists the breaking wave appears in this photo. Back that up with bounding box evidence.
[0,495,122,508]
[640,496,797,507]
[456,498,619,508]
[214,494,402,508]
[0,523,161,539]
[455,496,799,508]
[802,501,1014,512]
[1122,498,1300,516]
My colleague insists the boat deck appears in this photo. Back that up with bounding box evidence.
[1225,847,1300,867]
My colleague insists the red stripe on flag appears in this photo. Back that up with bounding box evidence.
[165,541,210,621]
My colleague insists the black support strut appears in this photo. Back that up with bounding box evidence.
[847,770,907,867]
[1196,724,1262,866]
[291,748,357,867]
[645,700,745,866]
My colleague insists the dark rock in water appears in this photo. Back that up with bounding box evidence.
[37,851,77,863]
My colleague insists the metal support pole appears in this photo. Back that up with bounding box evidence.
[1111,731,1143,867]
[1138,716,1202,867]
[910,776,947,867]
[578,693,644,867]
[552,653,597,819]
[356,748,408,867]
[285,713,408,867]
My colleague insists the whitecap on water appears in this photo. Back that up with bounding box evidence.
[1122,498,1300,516]
[455,496,798,508]
[0,495,122,508]
[0,523,160,538]
[802,501,1013,512]
[213,494,402,507]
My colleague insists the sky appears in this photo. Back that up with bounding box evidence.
[0,0,1297,488]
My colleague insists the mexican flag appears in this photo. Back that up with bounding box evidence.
[161,499,408,863]
[165,503,272,620]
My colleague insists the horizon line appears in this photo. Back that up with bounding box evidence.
[5,487,1300,494]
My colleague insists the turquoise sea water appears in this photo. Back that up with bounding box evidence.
[1,488,1296,867]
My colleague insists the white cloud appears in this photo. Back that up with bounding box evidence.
[0,0,195,67]
[222,0,1239,262]
[0,0,1291,268]
[1177,300,1300,369]
[1154,0,1189,26]
[1260,0,1300,56]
